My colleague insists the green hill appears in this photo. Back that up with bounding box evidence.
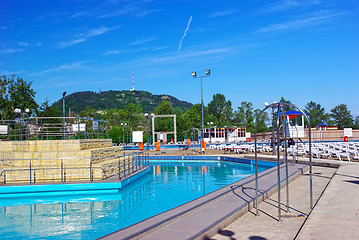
[52,90,193,113]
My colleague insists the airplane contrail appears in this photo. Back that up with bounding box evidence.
[178,16,192,51]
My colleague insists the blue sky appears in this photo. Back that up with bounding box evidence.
[1,0,359,116]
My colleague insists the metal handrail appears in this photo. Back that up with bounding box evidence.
[0,150,150,185]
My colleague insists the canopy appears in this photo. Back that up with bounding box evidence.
[279,110,303,120]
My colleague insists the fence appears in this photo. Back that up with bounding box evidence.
[256,129,359,142]
[0,117,109,141]
[0,150,149,185]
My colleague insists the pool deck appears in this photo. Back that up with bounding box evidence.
[101,152,359,240]
[211,157,359,240]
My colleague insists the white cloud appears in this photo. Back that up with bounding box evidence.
[1,24,14,30]
[86,27,110,37]
[178,16,193,51]
[68,12,87,19]
[136,9,163,17]
[98,5,138,18]
[59,38,86,48]
[129,37,156,46]
[103,50,121,56]
[209,10,235,18]
[0,48,24,54]
[58,26,118,48]
[18,42,29,47]
[30,61,90,75]
[256,11,344,33]
[263,0,321,12]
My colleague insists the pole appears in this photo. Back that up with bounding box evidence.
[122,124,125,145]
[272,107,275,155]
[146,115,150,150]
[276,103,281,222]
[201,76,204,154]
[62,97,65,140]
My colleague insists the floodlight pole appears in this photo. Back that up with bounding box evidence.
[144,113,150,150]
[192,70,211,154]
[62,91,66,140]
[121,123,127,145]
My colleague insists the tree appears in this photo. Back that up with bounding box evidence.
[354,116,359,129]
[330,104,353,129]
[305,101,329,126]
[234,101,254,128]
[103,108,126,126]
[0,75,38,120]
[278,96,293,111]
[37,99,61,122]
[154,100,174,134]
[184,104,202,129]
[254,109,270,133]
[155,100,173,115]
[207,94,233,126]
[123,103,142,131]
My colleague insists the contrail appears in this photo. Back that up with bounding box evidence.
[178,16,192,51]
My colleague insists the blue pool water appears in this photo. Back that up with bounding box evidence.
[0,160,270,239]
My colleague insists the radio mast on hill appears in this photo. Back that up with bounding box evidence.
[130,72,135,91]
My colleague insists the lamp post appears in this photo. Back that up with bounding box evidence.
[192,69,211,154]
[68,101,71,118]
[125,132,130,145]
[207,121,213,143]
[121,123,127,145]
[62,91,66,139]
[144,113,150,150]
[272,101,279,155]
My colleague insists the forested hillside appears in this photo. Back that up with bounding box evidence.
[51,90,193,113]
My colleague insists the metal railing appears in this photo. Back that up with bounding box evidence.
[0,150,149,185]
[0,117,109,141]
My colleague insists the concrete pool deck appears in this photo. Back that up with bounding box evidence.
[210,154,359,240]
[101,152,359,240]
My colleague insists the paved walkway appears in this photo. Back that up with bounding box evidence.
[211,161,359,240]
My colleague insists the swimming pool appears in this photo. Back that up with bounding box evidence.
[0,160,271,239]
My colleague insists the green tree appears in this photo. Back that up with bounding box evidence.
[108,126,122,144]
[305,101,329,126]
[354,116,359,129]
[234,101,254,128]
[330,104,353,129]
[79,107,97,118]
[254,109,270,133]
[154,100,174,134]
[207,93,232,126]
[184,104,202,129]
[123,103,142,131]
[279,96,293,111]
[38,99,61,117]
[0,75,38,120]
[155,100,173,115]
[103,108,126,126]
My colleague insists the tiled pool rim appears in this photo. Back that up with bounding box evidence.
[0,156,274,198]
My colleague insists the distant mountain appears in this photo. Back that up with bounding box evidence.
[52,90,193,113]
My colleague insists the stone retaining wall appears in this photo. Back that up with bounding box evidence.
[0,139,113,152]
[0,139,127,184]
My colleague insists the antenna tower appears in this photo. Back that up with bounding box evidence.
[130,72,135,91]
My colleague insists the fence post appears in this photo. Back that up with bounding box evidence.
[61,159,63,183]
[89,160,92,182]
[118,157,121,181]
[29,159,32,184]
